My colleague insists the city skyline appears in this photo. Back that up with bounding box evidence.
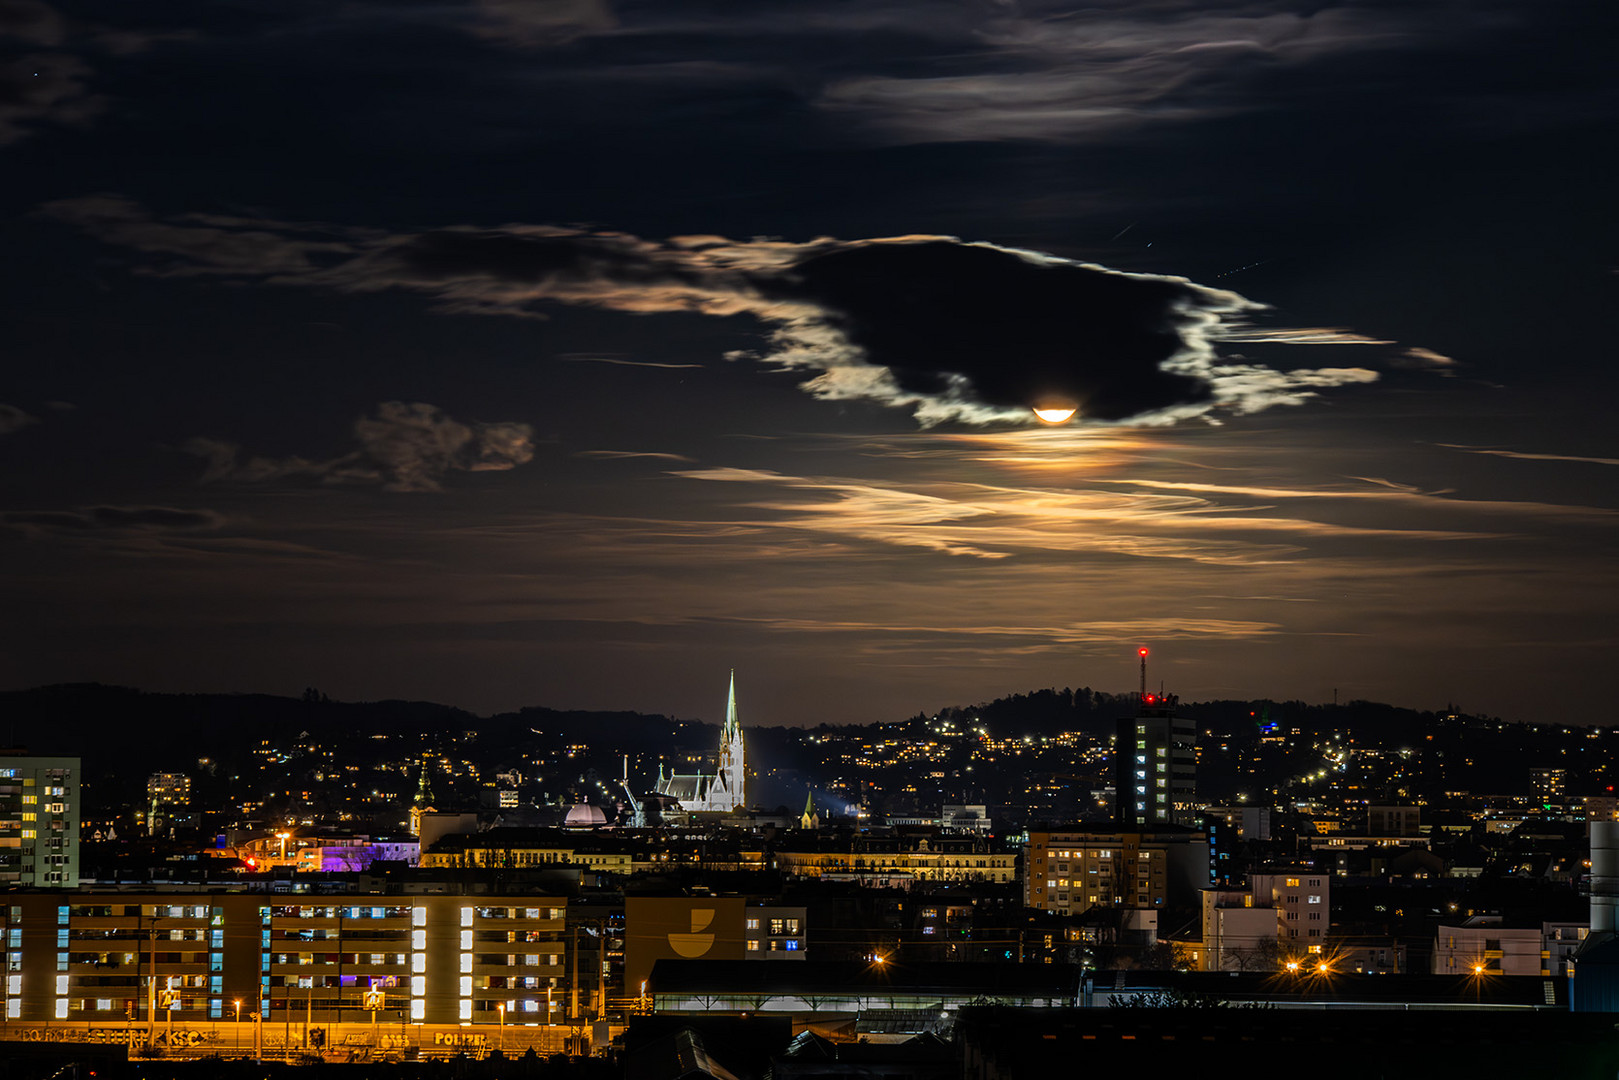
[2,2,1615,727]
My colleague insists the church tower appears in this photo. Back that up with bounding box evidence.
[718,669,747,810]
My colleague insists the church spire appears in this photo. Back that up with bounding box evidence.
[724,668,740,739]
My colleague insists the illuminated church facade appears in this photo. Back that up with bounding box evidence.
[656,671,747,814]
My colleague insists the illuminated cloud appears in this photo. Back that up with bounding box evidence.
[1391,346,1459,375]
[669,462,1495,564]
[1215,327,1395,346]
[186,401,536,493]
[573,450,697,462]
[49,198,1397,429]
[815,7,1405,144]
[1437,444,1619,468]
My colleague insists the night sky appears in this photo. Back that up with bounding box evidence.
[2,1,1615,726]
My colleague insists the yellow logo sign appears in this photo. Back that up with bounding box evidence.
[668,908,716,957]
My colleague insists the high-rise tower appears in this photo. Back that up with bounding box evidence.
[1114,649,1196,827]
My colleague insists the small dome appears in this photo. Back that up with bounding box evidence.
[564,803,608,827]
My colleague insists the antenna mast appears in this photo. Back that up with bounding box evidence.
[1138,647,1149,700]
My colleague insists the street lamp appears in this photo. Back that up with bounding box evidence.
[498,1002,505,1052]
[234,999,242,1052]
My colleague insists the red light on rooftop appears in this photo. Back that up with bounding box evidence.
[1138,647,1149,657]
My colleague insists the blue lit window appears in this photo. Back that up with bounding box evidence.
[783,939,799,951]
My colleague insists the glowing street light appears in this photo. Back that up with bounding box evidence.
[234,999,242,1051]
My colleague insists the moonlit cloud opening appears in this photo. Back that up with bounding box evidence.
[48,197,1406,430]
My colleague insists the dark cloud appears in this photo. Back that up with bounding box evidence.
[0,49,97,144]
[782,241,1214,421]
[0,0,65,45]
[0,403,37,434]
[469,0,615,47]
[49,199,1389,427]
[2,505,223,532]
[187,401,536,493]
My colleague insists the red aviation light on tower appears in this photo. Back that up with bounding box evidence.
[1137,646,1149,700]
[1138,648,1149,658]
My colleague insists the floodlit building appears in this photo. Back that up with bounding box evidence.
[774,834,1015,886]
[656,672,747,814]
[0,754,81,888]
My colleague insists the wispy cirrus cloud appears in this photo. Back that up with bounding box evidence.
[572,450,696,463]
[814,5,1414,144]
[48,196,1402,429]
[1437,444,1619,468]
[2,504,223,533]
[669,463,1497,564]
[186,401,536,493]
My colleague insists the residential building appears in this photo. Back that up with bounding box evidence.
[146,773,192,835]
[0,755,80,888]
[0,891,574,1026]
[1023,826,1208,914]
[1433,917,1588,977]
[1200,888,1278,972]
[1250,871,1331,954]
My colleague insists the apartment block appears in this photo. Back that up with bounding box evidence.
[0,755,80,888]
[1023,826,1208,914]
[0,892,568,1026]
